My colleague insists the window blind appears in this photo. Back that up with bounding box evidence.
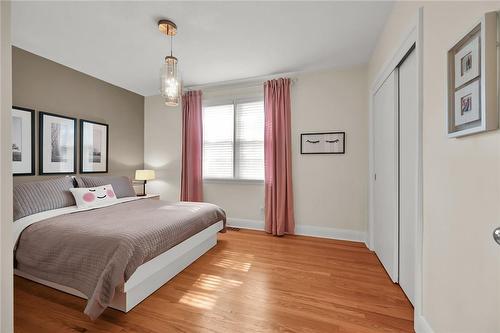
[235,101,264,180]
[202,104,234,179]
[202,100,264,180]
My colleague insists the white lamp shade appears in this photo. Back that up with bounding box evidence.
[135,169,156,181]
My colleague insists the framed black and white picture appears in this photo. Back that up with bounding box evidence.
[39,112,77,175]
[80,119,108,173]
[12,106,35,176]
[454,35,479,88]
[300,132,345,154]
[454,80,480,126]
[447,13,498,137]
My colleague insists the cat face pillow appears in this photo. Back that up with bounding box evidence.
[70,184,118,209]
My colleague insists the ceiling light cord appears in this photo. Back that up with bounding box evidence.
[170,35,173,57]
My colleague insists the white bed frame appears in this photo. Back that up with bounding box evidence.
[15,220,224,312]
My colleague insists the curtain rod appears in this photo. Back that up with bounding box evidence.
[185,72,299,92]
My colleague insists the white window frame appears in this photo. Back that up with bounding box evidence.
[202,96,264,184]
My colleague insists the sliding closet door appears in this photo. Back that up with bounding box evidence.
[398,49,417,305]
[373,71,399,283]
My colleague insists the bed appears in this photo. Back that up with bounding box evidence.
[13,176,225,320]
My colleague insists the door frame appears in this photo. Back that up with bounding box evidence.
[0,1,13,333]
[368,7,425,331]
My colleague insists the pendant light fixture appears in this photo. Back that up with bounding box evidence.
[158,19,181,107]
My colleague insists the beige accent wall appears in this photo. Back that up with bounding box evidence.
[369,2,500,332]
[144,65,368,236]
[12,47,144,183]
[0,2,13,332]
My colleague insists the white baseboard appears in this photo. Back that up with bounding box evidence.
[295,225,366,243]
[226,218,366,244]
[226,218,264,231]
[415,315,434,333]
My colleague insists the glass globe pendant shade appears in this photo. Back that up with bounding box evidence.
[160,55,181,107]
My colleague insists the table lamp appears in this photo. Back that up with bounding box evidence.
[135,169,155,196]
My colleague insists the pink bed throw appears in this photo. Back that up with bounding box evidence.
[15,199,226,320]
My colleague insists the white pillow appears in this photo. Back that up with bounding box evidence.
[70,184,119,209]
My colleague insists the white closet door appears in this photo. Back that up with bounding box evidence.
[373,70,399,283]
[399,49,417,305]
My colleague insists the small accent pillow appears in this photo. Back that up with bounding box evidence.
[75,176,137,198]
[70,184,118,209]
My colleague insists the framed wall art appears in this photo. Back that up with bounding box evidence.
[454,80,480,127]
[39,112,77,175]
[300,132,345,154]
[454,34,479,88]
[12,106,35,176]
[80,119,109,173]
[446,12,498,137]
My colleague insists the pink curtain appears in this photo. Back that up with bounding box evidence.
[181,90,203,202]
[264,78,295,236]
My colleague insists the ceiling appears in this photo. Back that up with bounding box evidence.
[12,1,393,96]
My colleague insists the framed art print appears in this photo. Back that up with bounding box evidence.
[446,12,498,138]
[80,119,108,173]
[39,112,77,175]
[454,80,480,126]
[300,132,345,154]
[12,106,35,176]
[454,35,479,88]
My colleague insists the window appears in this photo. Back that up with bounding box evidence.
[203,100,264,181]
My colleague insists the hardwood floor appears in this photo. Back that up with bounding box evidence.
[14,229,414,333]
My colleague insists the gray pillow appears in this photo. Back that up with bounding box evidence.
[13,177,76,221]
[77,175,136,198]
[73,176,85,188]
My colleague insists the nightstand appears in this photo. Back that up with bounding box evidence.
[141,194,160,200]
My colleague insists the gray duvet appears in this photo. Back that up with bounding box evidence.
[14,199,226,320]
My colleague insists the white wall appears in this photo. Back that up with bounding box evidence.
[144,95,182,202]
[144,86,265,221]
[200,85,266,222]
[144,65,368,240]
[292,66,368,236]
[369,2,500,332]
[0,1,13,332]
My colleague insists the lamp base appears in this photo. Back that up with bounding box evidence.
[134,180,148,197]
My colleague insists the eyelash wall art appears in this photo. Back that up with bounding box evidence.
[300,132,345,154]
